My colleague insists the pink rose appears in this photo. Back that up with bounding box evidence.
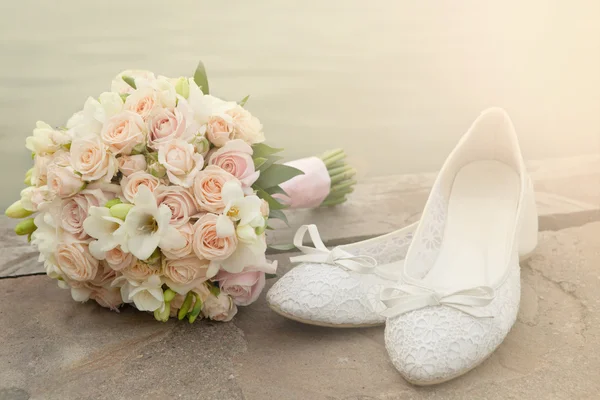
[104,246,136,271]
[90,286,123,310]
[162,223,195,259]
[32,154,52,186]
[208,139,259,187]
[117,154,147,177]
[148,103,196,149]
[124,87,158,120]
[192,165,239,213]
[163,255,210,294]
[120,171,160,203]
[213,268,266,306]
[90,262,118,287]
[226,106,265,144]
[47,164,84,198]
[192,213,237,260]
[70,136,118,182]
[206,116,233,147]
[202,292,238,321]
[101,111,146,155]
[56,242,99,282]
[58,189,111,240]
[120,259,159,282]
[154,186,198,227]
[158,139,203,188]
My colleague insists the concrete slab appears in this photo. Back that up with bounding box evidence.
[0,222,599,399]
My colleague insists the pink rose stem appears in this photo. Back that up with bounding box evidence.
[319,148,357,206]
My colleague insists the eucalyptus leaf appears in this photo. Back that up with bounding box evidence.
[239,95,250,106]
[255,188,286,210]
[253,157,268,170]
[268,243,296,251]
[255,164,304,189]
[251,143,284,159]
[122,75,136,89]
[268,208,289,225]
[265,273,277,279]
[193,60,210,94]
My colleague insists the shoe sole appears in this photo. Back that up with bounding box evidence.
[268,303,384,328]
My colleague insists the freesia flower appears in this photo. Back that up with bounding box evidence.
[25,121,71,155]
[216,180,264,238]
[114,185,185,260]
[119,274,164,312]
[83,206,124,259]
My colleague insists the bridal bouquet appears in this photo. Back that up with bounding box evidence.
[5,62,356,323]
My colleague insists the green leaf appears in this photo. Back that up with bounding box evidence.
[251,143,284,159]
[268,243,296,251]
[255,188,286,210]
[255,164,303,189]
[265,185,288,196]
[122,75,136,89]
[193,60,210,94]
[119,93,130,102]
[268,208,289,225]
[253,157,268,170]
[258,155,283,172]
[265,273,277,279]
[238,95,250,106]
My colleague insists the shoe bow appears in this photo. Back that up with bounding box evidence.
[380,283,495,318]
[289,224,400,280]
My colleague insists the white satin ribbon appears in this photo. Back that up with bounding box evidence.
[380,284,496,318]
[289,224,401,280]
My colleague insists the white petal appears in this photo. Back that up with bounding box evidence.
[206,261,221,279]
[134,185,157,208]
[89,240,107,260]
[71,286,92,302]
[128,233,161,260]
[159,226,186,250]
[221,180,244,205]
[216,215,235,238]
[238,195,262,226]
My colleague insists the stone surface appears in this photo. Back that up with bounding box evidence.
[2,155,599,278]
[1,222,599,399]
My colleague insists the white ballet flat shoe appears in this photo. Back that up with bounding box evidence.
[381,107,538,385]
[267,222,418,327]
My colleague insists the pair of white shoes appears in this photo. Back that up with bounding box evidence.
[267,108,538,385]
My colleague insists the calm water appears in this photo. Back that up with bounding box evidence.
[1,1,599,208]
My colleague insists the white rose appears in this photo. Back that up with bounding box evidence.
[25,121,71,155]
[101,111,147,155]
[203,292,238,322]
[158,139,204,188]
[117,154,147,177]
[47,164,84,198]
[226,106,265,144]
[70,136,118,182]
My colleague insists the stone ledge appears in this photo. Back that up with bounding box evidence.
[0,222,599,399]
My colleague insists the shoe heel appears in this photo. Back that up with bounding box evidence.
[518,177,538,260]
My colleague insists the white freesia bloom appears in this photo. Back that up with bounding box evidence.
[83,206,124,259]
[69,97,105,138]
[98,91,125,120]
[119,274,164,312]
[31,211,59,262]
[216,181,264,238]
[115,185,185,260]
[186,78,236,126]
[25,121,71,154]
